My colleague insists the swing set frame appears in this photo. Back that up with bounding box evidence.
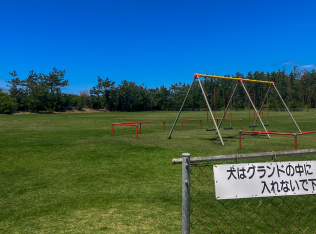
[167,73,302,145]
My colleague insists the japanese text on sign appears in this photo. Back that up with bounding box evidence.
[213,161,316,200]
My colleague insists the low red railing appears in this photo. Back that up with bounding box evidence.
[239,130,316,150]
[181,118,242,130]
[112,120,165,137]
[112,123,138,137]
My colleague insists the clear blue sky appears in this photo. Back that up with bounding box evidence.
[1,0,315,94]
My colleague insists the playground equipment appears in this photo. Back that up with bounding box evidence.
[168,73,302,145]
[112,120,165,137]
[112,123,138,137]
[239,130,316,150]
[204,79,236,131]
[181,118,242,130]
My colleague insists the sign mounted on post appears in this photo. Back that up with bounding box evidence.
[213,161,316,200]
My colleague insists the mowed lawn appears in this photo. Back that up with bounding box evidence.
[0,110,316,233]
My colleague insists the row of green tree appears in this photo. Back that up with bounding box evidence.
[1,67,316,114]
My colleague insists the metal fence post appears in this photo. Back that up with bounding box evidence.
[182,153,190,234]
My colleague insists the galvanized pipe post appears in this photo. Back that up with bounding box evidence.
[182,153,190,234]
[273,85,302,133]
[240,81,270,138]
[252,85,271,130]
[168,78,195,139]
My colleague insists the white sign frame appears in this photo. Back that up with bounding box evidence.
[213,161,316,200]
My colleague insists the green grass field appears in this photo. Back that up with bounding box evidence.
[1,110,315,233]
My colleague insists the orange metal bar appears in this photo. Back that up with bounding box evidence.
[113,123,136,126]
[198,74,274,85]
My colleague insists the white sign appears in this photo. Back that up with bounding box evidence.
[213,161,316,200]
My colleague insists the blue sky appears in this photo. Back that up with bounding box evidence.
[1,0,315,94]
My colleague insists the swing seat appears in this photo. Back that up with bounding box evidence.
[264,124,269,126]
[224,127,233,130]
[206,128,216,131]
[249,125,257,128]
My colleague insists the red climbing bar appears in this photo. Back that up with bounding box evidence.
[239,130,316,150]
[241,130,293,135]
[183,119,204,121]
[202,118,242,121]
[113,123,136,126]
[298,131,316,135]
[114,120,164,134]
[141,121,164,123]
[181,118,242,130]
[112,123,138,137]
[121,122,140,124]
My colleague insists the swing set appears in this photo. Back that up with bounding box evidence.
[181,78,242,131]
[204,77,236,131]
[168,73,302,145]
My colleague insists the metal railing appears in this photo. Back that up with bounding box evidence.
[173,149,316,233]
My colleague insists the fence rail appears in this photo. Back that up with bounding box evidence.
[174,149,316,233]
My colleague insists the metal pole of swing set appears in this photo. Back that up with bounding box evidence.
[240,81,270,139]
[252,85,271,131]
[168,78,195,139]
[218,83,238,129]
[196,75,224,145]
[205,78,209,129]
[273,85,302,133]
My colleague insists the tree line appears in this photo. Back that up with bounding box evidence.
[1,67,316,114]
